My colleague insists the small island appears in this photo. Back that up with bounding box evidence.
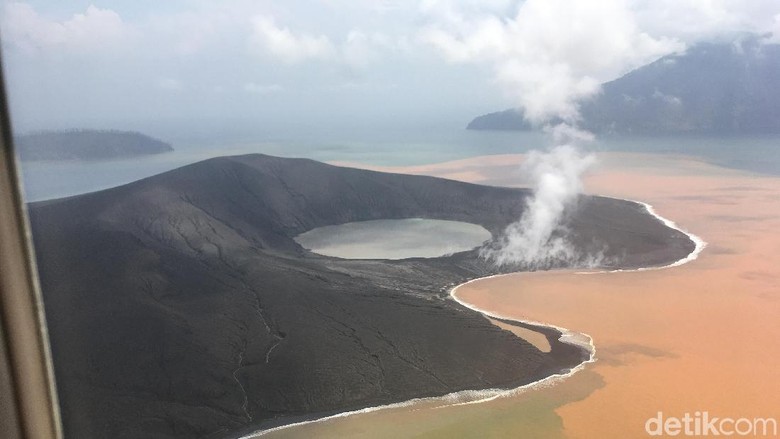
[15,129,173,161]
[28,154,695,438]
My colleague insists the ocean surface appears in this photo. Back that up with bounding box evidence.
[15,125,780,202]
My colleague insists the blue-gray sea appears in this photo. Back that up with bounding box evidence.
[16,123,780,202]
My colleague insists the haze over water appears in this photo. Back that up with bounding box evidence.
[18,127,780,202]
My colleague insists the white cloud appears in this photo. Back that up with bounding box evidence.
[420,0,780,269]
[420,0,682,124]
[248,15,397,71]
[342,30,393,69]
[249,16,336,63]
[771,13,780,43]
[631,0,780,42]
[243,82,283,95]
[157,78,184,92]
[4,1,780,132]
[1,3,134,54]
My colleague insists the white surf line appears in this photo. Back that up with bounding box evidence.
[575,198,707,274]
[445,198,708,408]
[628,200,707,269]
[239,198,706,438]
[444,279,597,408]
[240,290,597,438]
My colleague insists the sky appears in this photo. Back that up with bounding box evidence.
[2,0,780,136]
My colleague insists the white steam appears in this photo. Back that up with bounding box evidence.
[420,1,780,269]
[480,130,598,268]
[419,0,684,124]
[420,0,682,268]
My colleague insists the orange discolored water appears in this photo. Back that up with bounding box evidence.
[257,153,780,438]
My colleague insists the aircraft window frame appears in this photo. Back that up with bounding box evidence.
[0,55,62,439]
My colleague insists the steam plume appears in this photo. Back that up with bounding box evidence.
[420,0,688,268]
[481,125,599,268]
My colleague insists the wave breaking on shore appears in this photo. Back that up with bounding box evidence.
[576,199,707,274]
[240,198,706,438]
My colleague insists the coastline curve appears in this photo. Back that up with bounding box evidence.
[239,198,706,438]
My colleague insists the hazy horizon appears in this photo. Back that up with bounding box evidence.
[3,1,780,135]
[6,3,780,439]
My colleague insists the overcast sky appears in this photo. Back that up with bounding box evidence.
[2,0,780,135]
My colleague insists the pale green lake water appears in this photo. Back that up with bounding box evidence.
[294,218,492,260]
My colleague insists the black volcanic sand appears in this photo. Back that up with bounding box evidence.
[27,154,695,439]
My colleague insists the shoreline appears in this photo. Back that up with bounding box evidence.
[239,198,705,438]
[583,199,708,272]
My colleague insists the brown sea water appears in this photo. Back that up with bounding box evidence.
[256,152,780,438]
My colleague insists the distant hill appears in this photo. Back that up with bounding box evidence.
[468,38,780,135]
[15,129,173,161]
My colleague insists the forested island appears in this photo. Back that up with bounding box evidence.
[15,129,173,161]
